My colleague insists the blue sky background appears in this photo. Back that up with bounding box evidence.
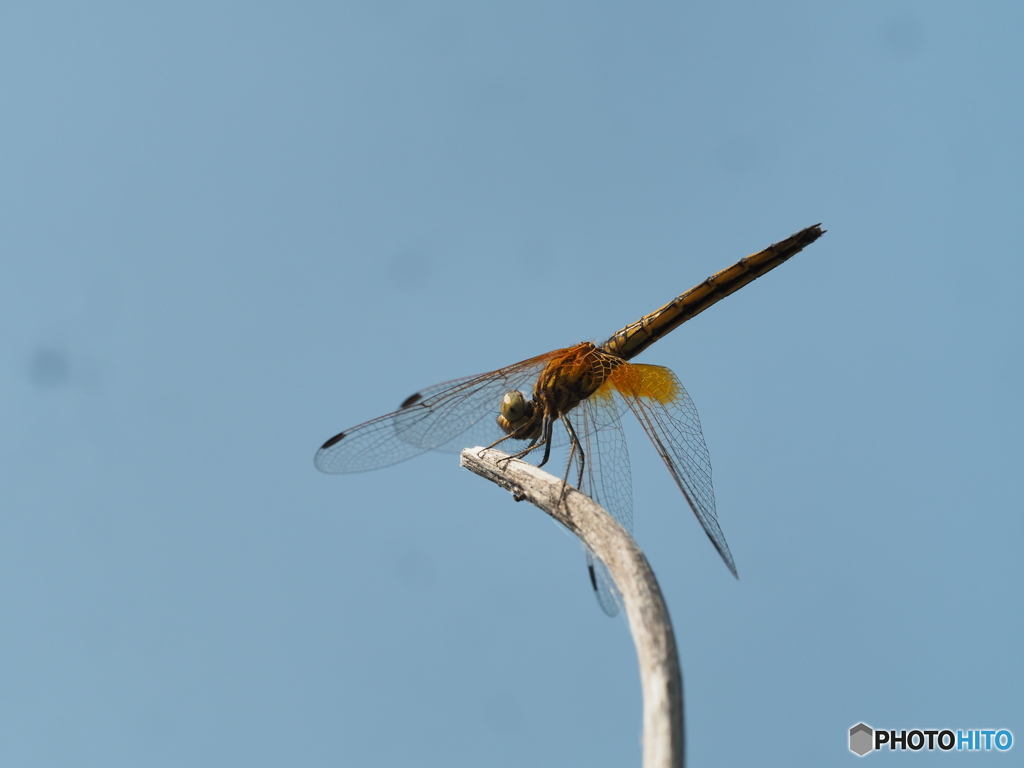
[2,2,1022,765]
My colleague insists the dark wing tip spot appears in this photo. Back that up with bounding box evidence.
[400,392,423,408]
[588,563,599,591]
[320,431,346,449]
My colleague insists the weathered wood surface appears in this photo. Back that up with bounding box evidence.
[460,447,685,768]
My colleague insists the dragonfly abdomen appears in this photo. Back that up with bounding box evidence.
[601,224,824,360]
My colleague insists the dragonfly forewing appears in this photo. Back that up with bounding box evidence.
[390,363,549,453]
[315,355,555,474]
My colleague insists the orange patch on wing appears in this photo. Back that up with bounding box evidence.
[607,363,679,403]
[592,378,618,404]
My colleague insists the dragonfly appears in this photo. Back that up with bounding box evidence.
[316,224,825,615]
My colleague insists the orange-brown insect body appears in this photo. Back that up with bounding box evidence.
[498,342,623,441]
[535,342,620,415]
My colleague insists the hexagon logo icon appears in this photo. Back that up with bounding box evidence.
[849,723,874,756]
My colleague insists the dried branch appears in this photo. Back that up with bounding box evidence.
[460,447,685,768]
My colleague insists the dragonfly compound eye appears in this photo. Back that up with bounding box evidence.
[500,391,528,422]
[496,390,540,439]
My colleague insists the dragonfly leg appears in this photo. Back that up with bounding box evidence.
[488,429,546,468]
[536,414,555,468]
[556,428,578,512]
[485,409,558,470]
[559,414,586,489]
[483,430,529,454]
[543,414,591,516]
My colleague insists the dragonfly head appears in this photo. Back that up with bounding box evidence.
[497,390,542,441]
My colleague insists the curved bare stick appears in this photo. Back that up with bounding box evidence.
[460,447,685,768]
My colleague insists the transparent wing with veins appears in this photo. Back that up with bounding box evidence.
[610,363,736,578]
[316,351,736,619]
[565,382,633,617]
[314,352,560,474]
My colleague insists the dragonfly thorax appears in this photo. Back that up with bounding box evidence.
[497,342,620,442]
